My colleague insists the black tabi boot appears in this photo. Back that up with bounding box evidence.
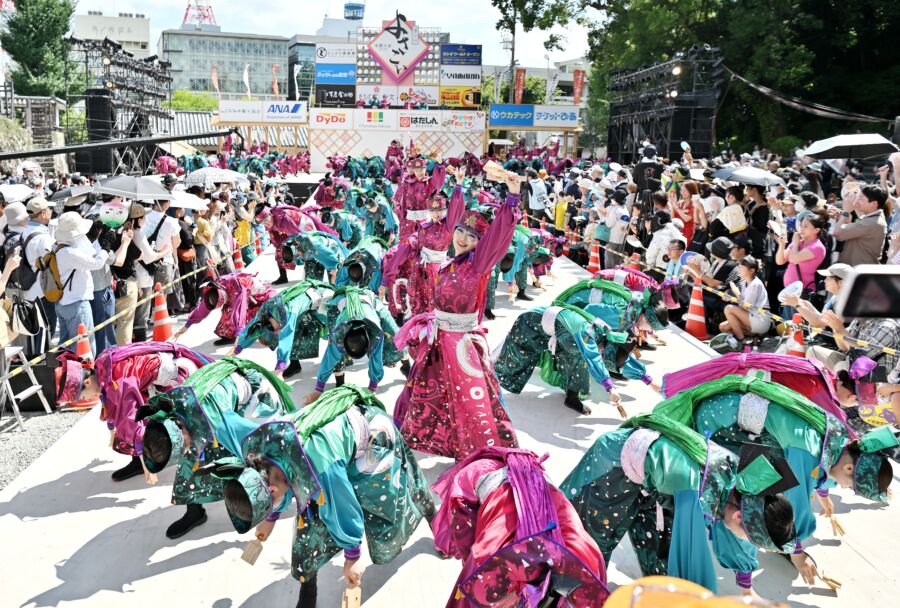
[563,390,591,415]
[516,291,533,301]
[335,374,345,388]
[213,336,232,346]
[273,267,289,285]
[165,503,208,539]
[132,328,147,343]
[484,308,495,320]
[111,456,143,482]
[400,359,411,378]
[296,572,318,608]
[284,360,303,378]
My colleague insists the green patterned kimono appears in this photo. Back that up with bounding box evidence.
[147,358,297,506]
[560,413,753,593]
[553,278,643,332]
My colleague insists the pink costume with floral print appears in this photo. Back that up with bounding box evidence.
[394,197,521,461]
[393,160,447,238]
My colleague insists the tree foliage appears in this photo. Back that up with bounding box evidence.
[579,0,900,150]
[0,0,76,98]
[166,90,220,112]
[482,74,558,106]
[491,0,577,51]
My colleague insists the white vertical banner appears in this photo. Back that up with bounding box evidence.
[545,71,560,103]
[243,64,252,99]
[293,64,301,101]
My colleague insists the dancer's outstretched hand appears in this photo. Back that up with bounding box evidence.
[304,391,322,406]
[343,559,365,588]
[255,519,275,542]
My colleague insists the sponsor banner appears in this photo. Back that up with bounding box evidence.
[398,85,439,107]
[218,100,262,122]
[513,68,526,104]
[441,110,485,132]
[315,43,357,65]
[533,104,579,128]
[356,84,399,107]
[262,101,307,123]
[315,84,356,108]
[398,110,442,131]
[309,108,353,129]
[488,103,534,127]
[440,44,482,66]
[439,86,481,108]
[314,63,357,85]
[573,69,586,105]
[439,65,482,87]
[368,16,430,81]
[353,108,398,130]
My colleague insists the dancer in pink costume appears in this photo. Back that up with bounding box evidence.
[393,172,522,461]
[393,152,447,238]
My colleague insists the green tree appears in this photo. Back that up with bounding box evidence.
[0,0,76,97]
[580,63,608,150]
[166,90,220,112]
[482,74,557,107]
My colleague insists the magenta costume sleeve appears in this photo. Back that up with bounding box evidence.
[185,298,212,327]
[473,194,520,275]
[444,185,466,240]
[429,161,447,195]
[380,234,419,285]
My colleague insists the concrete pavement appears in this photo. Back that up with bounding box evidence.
[1,252,898,607]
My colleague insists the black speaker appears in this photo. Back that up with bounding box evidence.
[84,88,115,174]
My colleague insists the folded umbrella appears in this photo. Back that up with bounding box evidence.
[712,166,785,187]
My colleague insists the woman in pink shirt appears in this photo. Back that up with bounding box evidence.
[775,209,828,317]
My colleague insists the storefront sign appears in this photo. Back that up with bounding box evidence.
[441,110,485,132]
[356,85,399,107]
[439,86,482,108]
[353,108,399,130]
[439,65,482,87]
[488,103,534,127]
[314,63,357,85]
[367,15,430,81]
[440,44,482,66]
[533,104,579,128]
[262,101,307,123]
[398,110,442,131]
[218,100,262,122]
[315,43,357,65]
[309,108,353,128]
[314,84,356,108]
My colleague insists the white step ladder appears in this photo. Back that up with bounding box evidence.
[1,346,53,431]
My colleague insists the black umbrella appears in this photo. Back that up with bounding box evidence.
[93,175,174,201]
[803,133,899,160]
[49,184,93,202]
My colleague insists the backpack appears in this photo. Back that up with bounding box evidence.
[36,244,75,303]
[1,231,44,291]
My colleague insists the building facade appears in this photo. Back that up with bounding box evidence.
[158,26,288,101]
[72,11,151,59]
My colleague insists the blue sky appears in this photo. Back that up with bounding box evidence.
[71,0,591,68]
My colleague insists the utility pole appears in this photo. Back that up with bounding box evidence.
[507,7,517,103]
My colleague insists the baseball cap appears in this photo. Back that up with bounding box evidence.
[731,236,752,252]
[818,263,852,281]
[26,197,53,214]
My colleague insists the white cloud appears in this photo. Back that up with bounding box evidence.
[73,0,588,67]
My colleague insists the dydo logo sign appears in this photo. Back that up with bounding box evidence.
[311,108,350,129]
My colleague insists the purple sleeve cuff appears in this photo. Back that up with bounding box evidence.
[641,374,653,385]
[504,194,521,207]
[233,345,243,355]
[314,380,326,393]
[275,361,288,372]
[815,488,829,498]
[735,571,753,589]
[265,511,281,522]
[793,541,803,555]
[343,546,361,561]
[107,421,116,430]
[134,440,143,456]
[367,380,378,391]
[601,379,614,391]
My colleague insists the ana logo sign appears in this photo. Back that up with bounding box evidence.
[316,113,347,124]
[267,103,305,115]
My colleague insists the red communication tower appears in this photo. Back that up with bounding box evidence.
[183,0,218,27]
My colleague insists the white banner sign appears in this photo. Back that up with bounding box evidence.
[262,101,308,123]
[309,108,353,129]
[315,43,357,65]
[532,104,579,128]
[441,110,486,132]
[353,108,398,131]
[439,65,483,87]
[398,110,442,131]
[398,85,439,106]
[218,100,262,122]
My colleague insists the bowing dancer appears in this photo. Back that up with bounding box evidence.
[334,236,387,293]
[381,166,467,316]
[653,375,895,587]
[174,272,275,346]
[393,153,447,238]
[211,385,433,608]
[494,302,658,417]
[393,172,522,461]
[138,357,296,539]
[55,343,211,482]
[431,447,608,607]
[235,280,334,378]
[257,204,337,285]
[561,413,799,597]
[306,286,408,401]
[281,230,349,284]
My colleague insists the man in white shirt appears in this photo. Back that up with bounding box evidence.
[54,212,108,354]
[143,198,181,314]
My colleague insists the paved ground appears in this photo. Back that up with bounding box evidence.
[1,251,898,607]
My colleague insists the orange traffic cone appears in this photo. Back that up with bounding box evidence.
[75,323,93,362]
[232,248,245,272]
[587,240,601,274]
[539,218,546,232]
[786,313,806,357]
[520,213,529,228]
[571,229,579,245]
[151,282,174,341]
[628,252,641,270]
[254,231,262,255]
[684,276,709,340]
